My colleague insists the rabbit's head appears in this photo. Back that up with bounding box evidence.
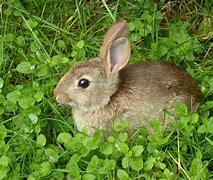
[54,20,131,112]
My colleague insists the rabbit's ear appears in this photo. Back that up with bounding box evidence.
[99,20,128,60]
[106,37,131,73]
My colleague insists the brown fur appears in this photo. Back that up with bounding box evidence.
[54,20,202,134]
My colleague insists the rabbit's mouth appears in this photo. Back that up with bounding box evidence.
[56,95,78,108]
[68,101,78,108]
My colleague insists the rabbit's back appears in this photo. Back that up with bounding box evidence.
[109,61,202,128]
[119,61,201,105]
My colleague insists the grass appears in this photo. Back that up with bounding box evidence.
[0,0,213,179]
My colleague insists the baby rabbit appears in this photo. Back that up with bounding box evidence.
[54,20,201,134]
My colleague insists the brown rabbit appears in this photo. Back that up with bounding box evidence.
[54,20,202,134]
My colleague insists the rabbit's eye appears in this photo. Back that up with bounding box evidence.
[78,79,90,89]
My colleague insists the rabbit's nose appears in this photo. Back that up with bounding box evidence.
[54,88,71,104]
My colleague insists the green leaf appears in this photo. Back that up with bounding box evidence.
[201,101,213,110]
[77,40,84,49]
[156,162,166,169]
[37,134,46,148]
[100,142,113,155]
[108,136,115,143]
[29,106,41,116]
[130,157,143,171]
[189,151,207,179]
[144,157,155,171]
[142,24,152,36]
[34,91,44,102]
[4,7,12,16]
[87,155,99,172]
[0,169,7,180]
[35,64,48,77]
[190,113,199,124]
[118,133,128,142]
[63,133,84,151]
[76,48,86,59]
[39,161,52,177]
[205,137,213,145]
[185,52,195,61]
[163,168,174,178]
[0,78,3,88]
[98,167,108,175]
[35,124,41,135]
[134,19,142,29]
[103,159,116,171]
[82,174,95,180]
[80,147,90,157]
[154,11,163,20]
[99,159,116,174]
[57,40,66,50]
[132,145,144,157]
[27,175,36,180]
[5,101,18,112]
[45,148,59,163]
[125,151,132,158]
[116,142,129,153]
[92,130,103,144]
[57,132,72,144]
[82,136,99,151]
[18,97,35,109]
[113,120,129,132]
[150,120,162,131]
[207,117,213,133]
[0,94,6,104]
[197,124,208,133]
[62,57,69,63]
[71,50,78,57]
[17,36,25,45]
[142,11,152,23]
[0,108,4,115]
[173,116,190,129]
[0,125,7,140]
[25,19,38,29]
[5,33,14,42]
[66,155,81,177]
[173,102,188,116]
[159,45,168,57]
[117,169,129,180]
[16,61,33,74]
[28,114,38,124]
[0,155,9,167]
[112,148,123,159]
[122,157,130,169]
[128,22,135,31]
[130,32,141,42]
[30,43,38,52]
[6,90,21,103]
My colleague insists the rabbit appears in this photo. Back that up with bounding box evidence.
[54,20,202,134]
